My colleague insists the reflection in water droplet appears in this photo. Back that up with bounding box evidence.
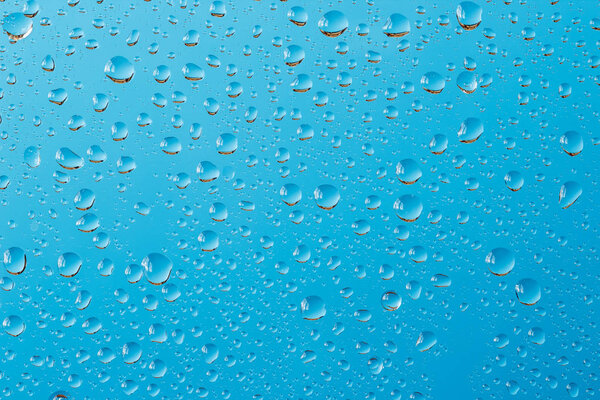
[142,253,173,285]
[381,291,402,311]
[104,56,134,83]
[396,159,422,184]
[24,146,41,168]
[457,71,478,93]
[56,148,84,170]
[3,13,33,42]
[515,278,541,305]
[416,331,437,352]
[301,296,326,320]
[280,183,302,206]
[216,133,238,154]
[456,1,482,31]
[3,315,25,337]
[314,184,340,210]
[3,247,26,275]
[382,14,410,37]
[284,45,305,67]
[560,131,583,156]
[57,252,82,278]
[394,195,423,222]
[504,171,524,192]
[318,11,348,37]
[457,117,484,143]
[559,181,582,209]
[485,248,515,276]
[122,342,142,364]
[421,72,445,94]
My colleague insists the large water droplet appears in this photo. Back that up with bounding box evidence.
[141,253,173,285]
[515,278,541,305]
[104,56,134,83]
[318,11,348,37]
[456,2,482,31]
[301,296,326,320]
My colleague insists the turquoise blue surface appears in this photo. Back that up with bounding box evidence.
[0,0,598,399]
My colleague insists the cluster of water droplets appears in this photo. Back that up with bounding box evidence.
[0,0,598,399]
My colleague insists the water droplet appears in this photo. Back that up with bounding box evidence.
[3,13,33,42]
[381,291,402,311]
[122,342,142,364]
[280,183,302,206]
[396,159,422,184]
[56,148,84,170]
[318,11,348,37]
[3,315,25,337]
[141,253,173,285]
[57,252,82,278]
[416,331,437,352]
[314,184,340,210]
[515,278,541,305]
[559,181,582,209]
[301,296,326,320]
[457,117,484,143]
[486,248,515,276]
[394,195,423,222]
[382,14,410,37]
[3,247,26,275]
[560,131,583,156]
[104,56,134,83]
[456,2,482,31]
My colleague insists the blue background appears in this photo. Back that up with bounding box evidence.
[0,0,598,399]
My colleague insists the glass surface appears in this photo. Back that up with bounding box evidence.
[0,1,598,399]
